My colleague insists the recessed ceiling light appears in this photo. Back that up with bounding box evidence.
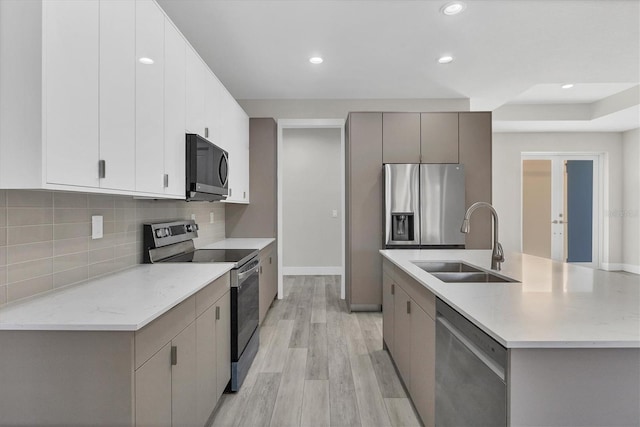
[441,2,466,15]
[561,83,574,89]
[309,57,323,64]
[438,55,454,64]
[139,57,154,65]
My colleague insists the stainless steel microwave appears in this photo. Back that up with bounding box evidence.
[185,134,228,201]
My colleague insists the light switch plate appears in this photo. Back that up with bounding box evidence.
[210,212,215,223]
[332,209,338,218]
[92,215,103,239]
[191,213,196,221]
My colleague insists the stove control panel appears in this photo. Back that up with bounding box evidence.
[143,220,199,249]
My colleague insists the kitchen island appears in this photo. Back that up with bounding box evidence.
[381,249,640,426]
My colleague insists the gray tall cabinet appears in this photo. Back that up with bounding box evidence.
[226,118,278,322]
[346,111,492,310]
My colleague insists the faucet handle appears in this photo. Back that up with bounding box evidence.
[494,242,505,262]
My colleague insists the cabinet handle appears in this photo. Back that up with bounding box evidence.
[391,283,395,295]
[171,346,177,366]
[163,174,169,188]
[407,300,411,314]
[229,188,233,197]
[215,306,220,320]
[243,191,246,199]
[269,256,272,265]
[98,160,106,179]
[260,266,263,274]
[205,127,209,138]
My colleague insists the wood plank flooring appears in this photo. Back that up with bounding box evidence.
[210,275,421,427]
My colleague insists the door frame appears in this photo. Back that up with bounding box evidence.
[277,119,346,300]
[521,152,604,269]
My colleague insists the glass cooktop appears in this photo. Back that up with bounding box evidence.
[163,248,258,265]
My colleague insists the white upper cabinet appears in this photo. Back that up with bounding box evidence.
[99,0,135,191]
[163,20,187,197]
[224,101,250,204]
[0,0,249,202]
[135,0,165,195]
[204,72,225,149]
[44,0,100,188]
[185,48,206,137]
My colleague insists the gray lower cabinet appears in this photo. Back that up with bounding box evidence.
[383,259,436,427]
[259,242,277,324]
[0,274,230,427]
[196,288,231,426]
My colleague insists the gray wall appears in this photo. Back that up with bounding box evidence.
[282,128,342,270]
[0,190,226,306]
[238,98,470,119]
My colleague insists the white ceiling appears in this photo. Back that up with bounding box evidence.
[157,0,640,132]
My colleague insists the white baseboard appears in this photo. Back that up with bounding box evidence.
[600,263,624,271]
[622,264,640,274]
[282,266,342,276]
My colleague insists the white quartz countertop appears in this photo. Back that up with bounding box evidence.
[381,250,640,349]
[0,263,234,331]
[202,238,275,251]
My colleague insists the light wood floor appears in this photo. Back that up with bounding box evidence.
[210,275,422,427]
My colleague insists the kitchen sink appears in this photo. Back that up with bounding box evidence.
[430,271,518,283]
[412,260,519,283]
[413,261,483,273]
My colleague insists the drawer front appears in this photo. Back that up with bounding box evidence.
[195,273,231,317]
[135,295,196,369]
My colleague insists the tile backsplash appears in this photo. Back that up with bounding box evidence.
[0,189,226,306]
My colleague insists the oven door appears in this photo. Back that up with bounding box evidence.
[231,258,260,361]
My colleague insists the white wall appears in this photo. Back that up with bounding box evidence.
[622,128,640,273]
[492,132,624,269]
[239,98,470,119]
[282,128,342,274]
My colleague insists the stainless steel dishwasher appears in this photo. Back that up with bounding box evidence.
[436,299,507,426]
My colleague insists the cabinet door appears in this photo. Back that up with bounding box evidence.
[382,113,420,164]
[393,285,412,389]
[204,72,226,147]
[135,342,172,427]
[410,304,436,427]
[163,20,186,197]
[459,112,492,249]
[44,0,99,187]
[185,48,205,136]
[216,291,231,398]
[172,322,198,427]
[98,0,135,191]
[196,306,217,426]
[259,250,276,324]
[420,113,458,164]
[382,273,395,354]
[224,101,250,203]
[135,0,165,194]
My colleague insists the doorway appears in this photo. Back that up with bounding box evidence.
[277,119,346,300]
[521,153,601,268]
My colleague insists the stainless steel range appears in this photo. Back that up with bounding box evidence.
[143,220,260,392]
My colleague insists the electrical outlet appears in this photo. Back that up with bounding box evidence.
[332,209,338,218]
[91,215,103,239]
[191,213,196,221]
[210,212,215,224]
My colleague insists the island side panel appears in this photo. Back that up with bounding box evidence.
[508,347,640,427]
[0,330,135,426]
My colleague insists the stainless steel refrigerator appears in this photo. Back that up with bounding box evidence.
[384,164,466,248]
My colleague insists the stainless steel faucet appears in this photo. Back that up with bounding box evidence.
[461,202,505,270]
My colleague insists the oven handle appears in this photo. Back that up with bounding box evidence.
[237,262,260,284]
